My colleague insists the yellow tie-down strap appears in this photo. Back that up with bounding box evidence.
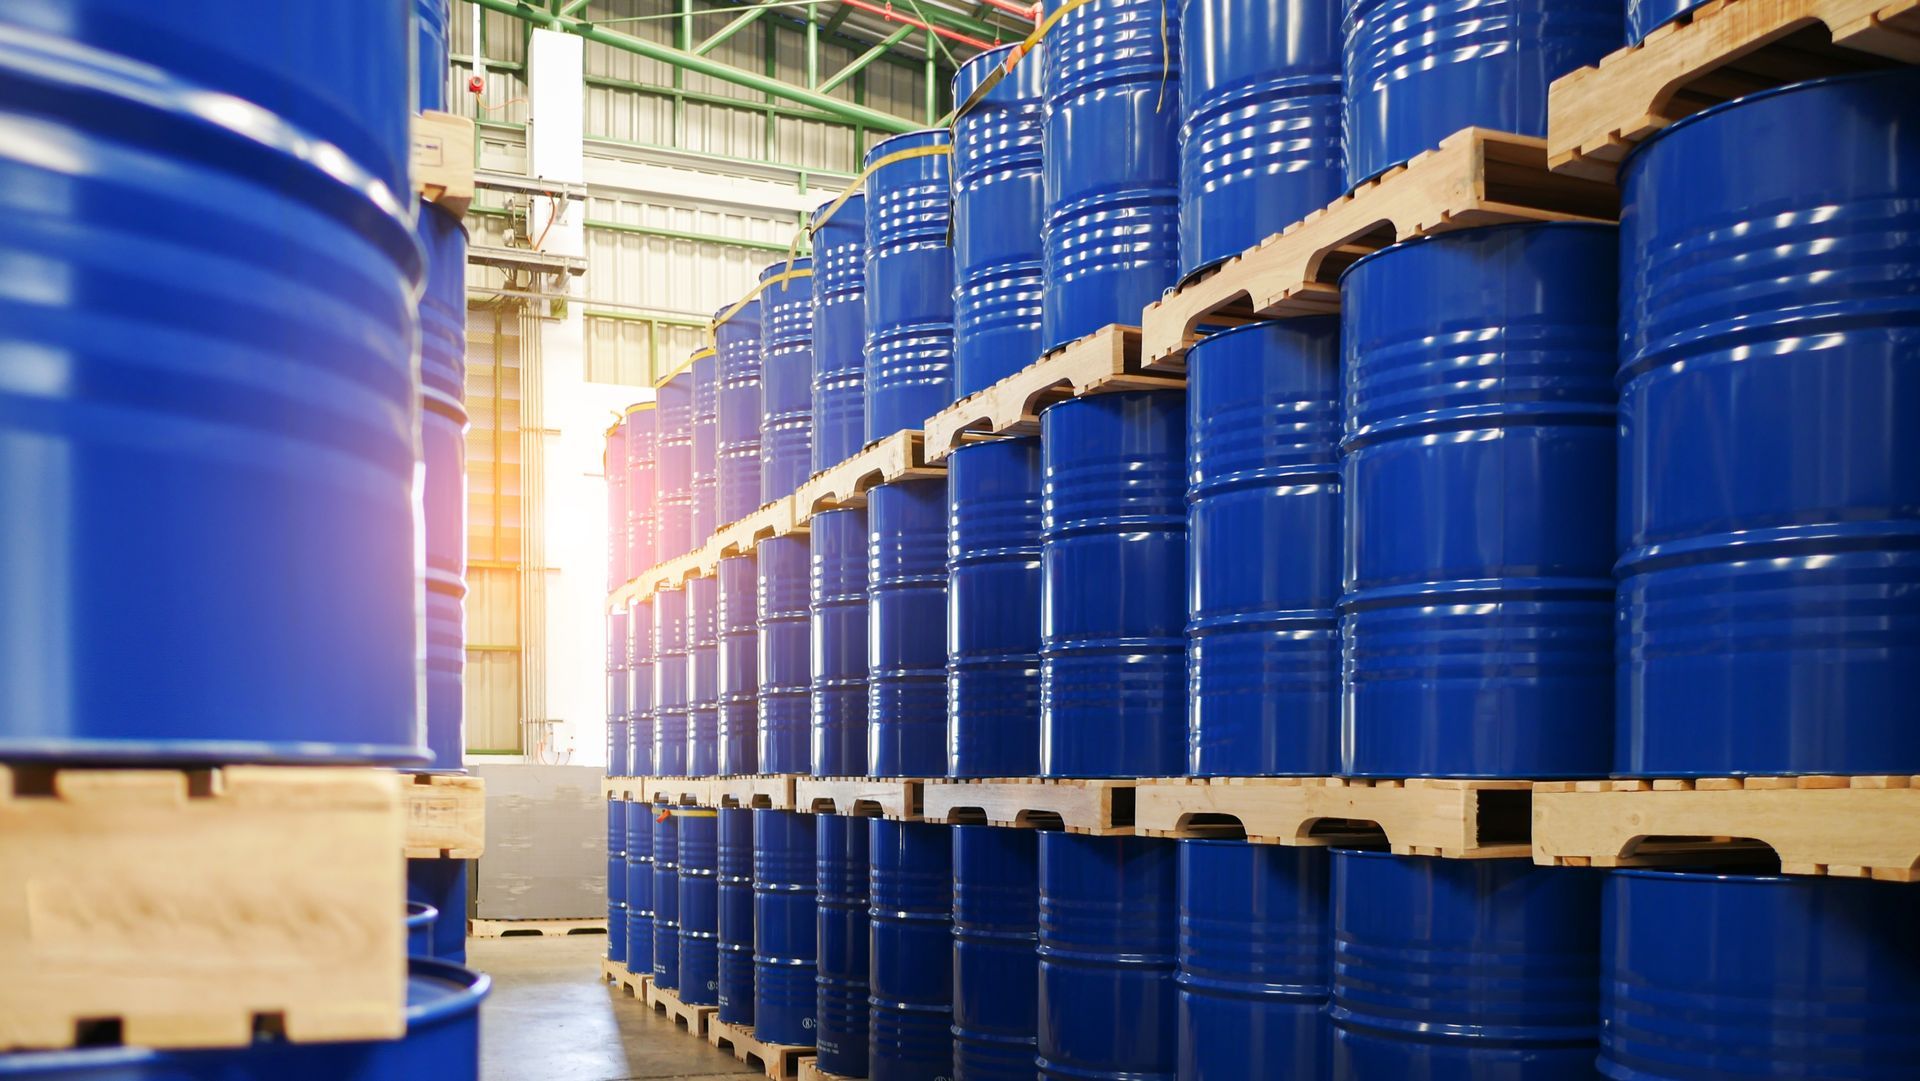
[654,346,717,389]
[656,807,719,821]
[780,140,955,274]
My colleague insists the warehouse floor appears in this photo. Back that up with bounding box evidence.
[471,935,753,1081]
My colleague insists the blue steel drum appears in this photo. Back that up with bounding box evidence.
[628,596,655,777]
[952,44,1046,395]
[868,479,951,778]
[1041,392,1189,778]
[758,535,813,774]
[1627,0,1706,42]
[947,438,1045,778]
[755,810,820,1046]
[657,368,696,558]
[654,586,690,776]
[1178,0,1344,278]
[0,958,489,1081]
[1187,320,1342,777]
[693,349,720,539]
[953,826,1039,1081]
[419,201,470,771]
[718,555,759,776]
[627,800,655,978]
[811,508,870,777]
[416,0,451,111]
[608,421,631,592]
[1340,224,1618,778]
[1330,850,1602,1078]
[717,807,757,1026]
[627,403,658,578]
[409,858,469,966]
[1178,842,1330,1081]
[406,901,438,959]
[864,129,956,441]
[0,4,426,764]
[1341,0,1620,185]
[867,820,954,1081]
[817,813,873,1076]
[1041,0,1184,352]
[1037,834,1178,1080]
[654,807,682,988]
[608,799,629,965]
[1617,69,1920,777]
[812,194,870,471]
[761,258,816,502]
[717,299,765,524]
[679,811,721,1006]
[688,575,720,777]
[607,608,630,777]
[1601,870,1920,1079]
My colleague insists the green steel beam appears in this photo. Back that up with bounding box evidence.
[557,0,591,13]
[806,1,820,87]
[818,23,912,94]
[822,2,854,32]
[585,74,846,125]
[693,0,776,54]
[583,309,711,327]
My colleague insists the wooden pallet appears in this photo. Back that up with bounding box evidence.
[402,772,486,859]
[467,917,606,938]
[713,496,802,558]
[709,1017,813,1080]
[609,539,720,610]
[602,777,648,801]
[1532,775,1920,881]
[602,958,652,997]
[1547,0,1920,180]
[923,326,1182,462]
[412,110,474,220]
[645,980,718,1037]
[1138,128,1618,373]
[795,777,923,820]
[0,764,406,1051]
[798,1059,860,1081]
[713,775,801,811]
[644,777,716,807]
[793,431,944,522]
[923,778,1139,835]
[1134,777,1535,859]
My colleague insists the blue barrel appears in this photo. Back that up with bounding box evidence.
[1187,320,1342,777]
[1330,851,1602,1078]
[755,810,820,1045]
[694,349,720,540]
[626,403,658,579]
[718,807,757,1025]
[717,298,765,524]
[607,608,630,777]
[1178,0,1343,278]
[679,811,721,1006]
[817,813,873,1075]
[416,0,451,111]
[1037,834,1178,1080]
[953,826,1039,1080]
[657,367,696,558]
[1178,842,1330,1080]
[1340,224,1617,778]
[629,596,655,776]
[869,479,951,778]
[758,535,813,774]
[406,901,438,959]
[420,202,469,773]
[1341,0,1620,186]
[948,438,1045,778]
[0,958,489,1081]
[654,807,682,988]
[864,129,956,441]
[813,194,870,470]
[1042,0,1184,352]
[0,5,424,764]
[762,258,817,502]
[409,858,469,966]
[811,508,870,777]
[654,586,690,776]
[718,554,759,776]
[608,799,629,965]
[627,800,655,978]
[688,574,720,777]
[1602,870,1920,1079]
[952,44,1046,396]
[608,421,631,592]
[1617,70,1920,777]
[1627,0,1705,42]
[1041,392,1189,778]
[868,820,954,1081]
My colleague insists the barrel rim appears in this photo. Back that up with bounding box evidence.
[1185,314,1342,354]
[812,190,866,229]
[761,255,815,280]
[864,126,954,167]
[1607,867,1818,887]
[1336,219,1620,286]
[953,40,1030,102]
[406,901,439,927]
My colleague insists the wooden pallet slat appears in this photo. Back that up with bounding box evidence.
[794,778,923,820]
[793,431,943,522]
[644,980,718,1037]
[713,776,800,811]
[412,111,474,220]
[714,497,799,559]
[798,1058,860,1081]
[403,772,486,859]
[467,917,607,938]
[1134,776,1534,858]
[923,778,1139,835]
[1135,777,1327,844]
[709,1016,813,1080]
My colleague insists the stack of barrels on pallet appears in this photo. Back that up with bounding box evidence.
[603,0,1920,1076]
[0,1,487,1078]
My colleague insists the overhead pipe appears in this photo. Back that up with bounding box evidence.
[837,0,995,49]
[978,0,1039,21]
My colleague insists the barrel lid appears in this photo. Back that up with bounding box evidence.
[1619,66,1920,178]
[404,957,491,1025]
[811,191,863,230]
[863,126,951,170]
[1185,315,1341,356]
[1335,219,1621,287]
[761,256,813,282]
[405,901,438,929]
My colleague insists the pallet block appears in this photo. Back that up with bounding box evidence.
[923,326,1181,461]
[609,539,719,610]
[643,777,716,807]
[1138,128,1618,371]
[1135,776,1534,858]
[0,765,405,1051]
[402,773,486,859]
[713,776,800,811]
[1135,777,1329,844]
[795,778,923,820]
[602,958,651,998]
[923,778,1139,835]
[645,981,718,1037]
[793,431,943,522]
[798,1059,859,1081]
[467,917,606,938]
[412,111,474,220]
[709,1017,812,1080]
[1532,775,1920,881]
[713,496,801,558]
[1548,0,1920,180]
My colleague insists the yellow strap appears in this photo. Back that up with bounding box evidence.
[660,807,718,818]
[653,346,716,389]
[782,141,955,272]
[624,401,656,415]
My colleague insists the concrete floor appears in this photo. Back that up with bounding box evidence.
[470,934,755,1081]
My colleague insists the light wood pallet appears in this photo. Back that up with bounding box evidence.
[709,1016,813,1080]
[923,326,1182,462]
[467,917,606,938]
[412,110,474,220]
[1532,775,1920,881]
[1138,128,1618,373]
[645,777,717,807]
[0,764,406,1051]
[923,778,1140,835]
[645,980,719,1037]
[795,777,923,820]
[793,430,944,523]
[1135,777,1534,859]
[600,957,652,999]
[1548,0,1920,180]
[608,538,721,610]
[602,777,648,801]
[713,496,803,558]
[798,1059,860,1081]
[403,772,486,860]
[713,775,801,811]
